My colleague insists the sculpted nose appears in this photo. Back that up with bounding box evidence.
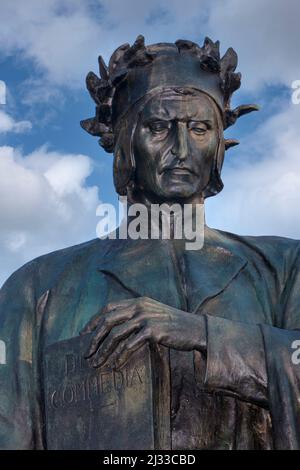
[171,122,189,160]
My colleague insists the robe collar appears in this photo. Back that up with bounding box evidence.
[97,225,248,313]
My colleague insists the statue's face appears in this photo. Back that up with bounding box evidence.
[133,90,220,203]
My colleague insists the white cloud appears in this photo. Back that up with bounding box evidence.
[0,0,99,86]
[20,78,64,108]
[206,100,300,240]
[0,110,32,134]
[0,0,300,287]
[0,145,101,286]
[0,0,298,92]
[207,0,300,90]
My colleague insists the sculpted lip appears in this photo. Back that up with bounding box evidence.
[162,167,197,175]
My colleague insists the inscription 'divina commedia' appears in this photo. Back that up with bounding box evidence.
[43,335,156,449]
[46,346,148,410]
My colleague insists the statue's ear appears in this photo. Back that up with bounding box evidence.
[113,145,134,196]
[202,136,225,199]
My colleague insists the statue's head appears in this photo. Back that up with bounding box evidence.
[81,36,258,204]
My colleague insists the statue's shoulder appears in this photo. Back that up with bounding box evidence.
[208,226,300,271]
[1,237,111,299]
[0,237,125,332]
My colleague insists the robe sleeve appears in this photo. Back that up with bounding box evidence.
[203,241,300,449]
[203,315,268,407]
[0,261,43,449]
[260,241,300,449]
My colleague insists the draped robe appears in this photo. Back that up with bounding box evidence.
[0,226,300,449]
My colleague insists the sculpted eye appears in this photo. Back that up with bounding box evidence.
[148,121,170,134]
[188,121,209,135]
[191,127,206,135]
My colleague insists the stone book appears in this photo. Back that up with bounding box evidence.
[43,333,171,450]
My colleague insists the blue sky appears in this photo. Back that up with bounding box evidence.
[0,0,300,286]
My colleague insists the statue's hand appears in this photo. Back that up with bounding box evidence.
[80,297,206,369]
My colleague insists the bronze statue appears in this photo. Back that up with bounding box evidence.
[0,36,300,450]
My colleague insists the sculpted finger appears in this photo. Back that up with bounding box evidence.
[102,299,137,314]
[85,304,140,358]
[88,320,142,368]
[113,328,152,369]
[102,297,160,316]
[79,312,102,336]
[80,300,135,335]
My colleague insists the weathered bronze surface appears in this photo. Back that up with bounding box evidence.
[0,36,300,450]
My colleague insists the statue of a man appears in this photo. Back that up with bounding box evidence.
[0,36,300,450]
